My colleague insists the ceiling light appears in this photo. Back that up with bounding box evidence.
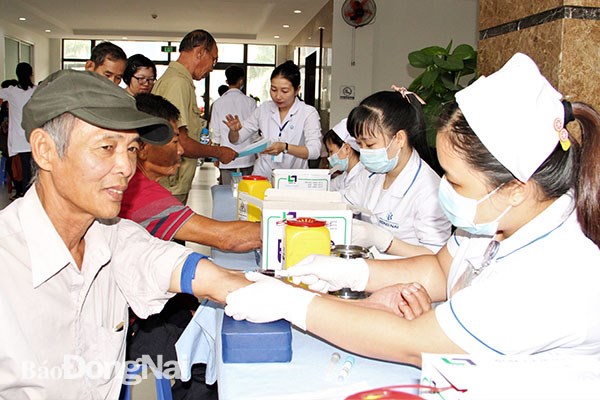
[19,17,26,21]
[308,37,312,40]
[283,24,290,28]
[294,10,302,14]
[274,35,280,39]
[45,29,51,33]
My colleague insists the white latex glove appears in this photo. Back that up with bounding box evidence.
[285,254,369,293]
[224,271,317,330]
[351,219,394,253]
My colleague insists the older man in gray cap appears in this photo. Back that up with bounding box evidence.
[0,70,248,399]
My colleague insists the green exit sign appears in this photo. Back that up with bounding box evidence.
[161,45,177,53]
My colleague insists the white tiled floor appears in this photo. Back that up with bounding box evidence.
[0,163,221,399]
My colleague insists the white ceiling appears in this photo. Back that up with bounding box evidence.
[0,0,331,45]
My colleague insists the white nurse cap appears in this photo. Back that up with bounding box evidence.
[455,53,565,182]
[332,118,361,152]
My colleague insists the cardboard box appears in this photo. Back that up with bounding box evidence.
[419,353,600,400]
[271,169,330,191]
[261,189,352,270]
[221,316,291,363]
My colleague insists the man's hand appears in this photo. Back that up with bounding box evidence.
[215,146,237,164]
[221,221,261,252]
[359,282,432,320]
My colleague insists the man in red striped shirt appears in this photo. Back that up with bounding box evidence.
[119,93,260,252]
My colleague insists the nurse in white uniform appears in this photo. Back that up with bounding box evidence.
[225,61,322,178]
[342,89,451,257]
[324,118,365,193]
[224,53,600,366]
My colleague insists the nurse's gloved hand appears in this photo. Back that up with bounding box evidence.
[224,272,318,330]
[351,219,394,253]
[286,255,369,293]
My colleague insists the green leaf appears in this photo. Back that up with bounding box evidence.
[442,91,457,102]
[421,68,439,88]
[440,73,458,90]
[433,55,464,71]
[408,51,432,68]
[452,44,475,60]
[421,46,448,56]
[408,75,421,91]
[445,40,453,53]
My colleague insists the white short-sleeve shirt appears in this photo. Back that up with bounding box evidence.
[343,150,451,252]
[209,88,257,169]
[0,85,36,156]
[236,98,322,178]
[0,188,190,399]
[330,162,366,195]
[436,193,600,356]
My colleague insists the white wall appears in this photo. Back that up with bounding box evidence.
[331,0,478,125]
[0,19,51,82]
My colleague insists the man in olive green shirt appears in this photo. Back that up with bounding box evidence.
[153,29,237,203]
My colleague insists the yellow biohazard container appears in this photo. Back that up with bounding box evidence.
[237,175,272,222]
[284,218,331,271]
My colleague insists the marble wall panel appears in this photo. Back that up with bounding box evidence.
[479,0,562,29]
[560,18,600,113]
[480,0,600,31]
[477,20,563,82]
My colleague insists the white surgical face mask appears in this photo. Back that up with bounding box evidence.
[438,176,512,236]
[327,147,348,172]
[359,138,399,174]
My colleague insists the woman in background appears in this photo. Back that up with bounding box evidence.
[123,54,157,96]
[225,61,322,178]
[343,89,451,257]
[0,63,36,198]
[324,118,365,194]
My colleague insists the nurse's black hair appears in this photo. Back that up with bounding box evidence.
[271,61,301,90]
[322,129,360,157]
[347,90,436,170]
[439,101,600,247]
[123,54,157,86]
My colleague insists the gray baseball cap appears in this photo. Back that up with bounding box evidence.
[22,69,173,145]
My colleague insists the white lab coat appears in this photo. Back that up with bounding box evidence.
[343,150,451,252]
[236,97,321,178]
[330,162,366,194]
[436,192,600,355]
[0,85,35,156]
[209,88,257,169]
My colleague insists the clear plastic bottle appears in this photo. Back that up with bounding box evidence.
[200,127,210,145]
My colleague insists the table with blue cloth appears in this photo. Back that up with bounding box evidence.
[179,184,421,400]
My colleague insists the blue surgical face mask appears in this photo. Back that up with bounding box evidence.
[359,139,399,174]
[438,176,512,236]
[327,147,349,172]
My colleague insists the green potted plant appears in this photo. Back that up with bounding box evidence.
[408,41,477,148]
